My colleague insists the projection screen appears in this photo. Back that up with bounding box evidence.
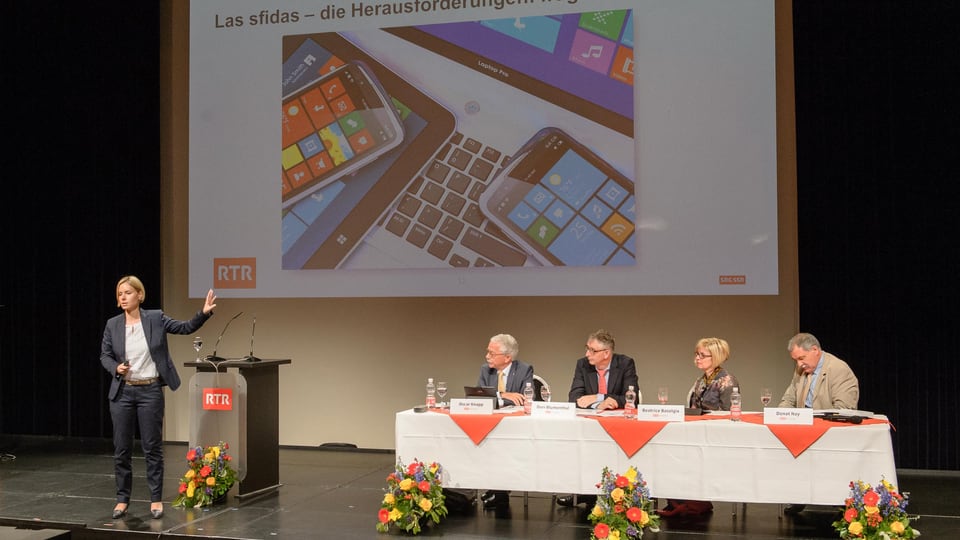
[187,0,779,298]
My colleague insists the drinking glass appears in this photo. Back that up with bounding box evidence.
[540,385,552,402]
[657,387,669,405]
[760,388,772,407]
[436,381,448,408]
[193,336,203,361]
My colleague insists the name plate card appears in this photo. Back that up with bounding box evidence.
[637,404,685,422]
[763,407,813,425]
[449,398,494,415]
[531,401,576,417]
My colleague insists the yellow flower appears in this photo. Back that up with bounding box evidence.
[185,469,196,479]
[388,508,402,522]
[206,476,216,486]
[891,521,905,534]
[419,498,433,511]
[640,509,649,526]
[591,505,605,518]
[383,493,395,505]
[186,485,195,498]
[212,446,221,458]
[625,466,638,483]
[611,487,625,502]
[204,451,214,461]
[610,529,621,540]
[430,464,439,474]
[865,505,879,514]
[848,521,863,535]
[399,478,414,491]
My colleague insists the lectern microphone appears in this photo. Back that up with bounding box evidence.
[244,314,261,362]
[205,311,243,363]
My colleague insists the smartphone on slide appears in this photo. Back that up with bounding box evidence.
[281,61,404,208]
[478,127,636,266]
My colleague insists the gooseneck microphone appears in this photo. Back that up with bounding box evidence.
[206,311,243,363]
[244,314,261,362]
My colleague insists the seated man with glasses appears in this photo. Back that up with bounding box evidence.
[778,332,859,516]
[477,333,534,510]
[557,329,639,508]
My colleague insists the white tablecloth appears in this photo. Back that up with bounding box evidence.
[395,410,897,505]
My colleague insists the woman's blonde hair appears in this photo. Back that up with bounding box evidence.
[116,275,145,307]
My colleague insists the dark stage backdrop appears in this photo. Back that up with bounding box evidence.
[1,1,956,470]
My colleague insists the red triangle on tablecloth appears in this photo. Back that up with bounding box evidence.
[741,414,890,457]
[444,413,508,445]
[594,417,669,457]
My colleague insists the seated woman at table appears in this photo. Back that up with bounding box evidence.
[658,337,740,518]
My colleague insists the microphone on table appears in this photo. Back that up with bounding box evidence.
[244,314,261,362]
[205,311,243,363]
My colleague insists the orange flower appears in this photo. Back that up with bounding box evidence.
[844,507,858,522]
[863,490,879,506]
[593,522,610,538]
[378,508,389,523]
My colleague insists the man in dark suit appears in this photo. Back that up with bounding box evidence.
[477,333,534,510]
[557,329,639,508]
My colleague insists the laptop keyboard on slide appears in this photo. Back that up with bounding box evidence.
[379,131,531,267]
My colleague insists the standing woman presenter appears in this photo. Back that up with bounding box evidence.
[100,275,216,519]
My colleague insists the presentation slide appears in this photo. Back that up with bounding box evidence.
[189,0,778,297]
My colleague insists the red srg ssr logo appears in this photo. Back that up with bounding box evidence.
[214,257,256,289]
[202,388,233,411]
[719,275,746,285]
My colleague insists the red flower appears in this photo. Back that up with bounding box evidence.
[407,462,420,475]
[387,473,397,482]
[178,483,187,494]
[418,480,431,492]
[863,490,879,506]
[844,507,858,523]
[200,465,212,478]
[378,508,389,523]
[223,443,229,449]
[593,523,610,538]
[867,512,882,527]
[626,506,643,522]
[186,449,197,461]
[615,475,630,488]
[614,503,624,514]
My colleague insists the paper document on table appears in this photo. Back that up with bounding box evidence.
[575,409,624,417]
[495,405,522,414]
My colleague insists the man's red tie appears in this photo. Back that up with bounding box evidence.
[597,367,608,394]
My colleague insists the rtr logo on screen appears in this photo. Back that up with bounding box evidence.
[214,257,257,289]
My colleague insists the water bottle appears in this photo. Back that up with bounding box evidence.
[523,381,535,414]
[730,386,742,421]
[624,385,637,419]
[426,378,436,409]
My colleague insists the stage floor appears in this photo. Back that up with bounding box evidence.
[0,436,957,539]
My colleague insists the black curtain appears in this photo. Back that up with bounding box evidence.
[793,0,958,469]
[2,2,957,469]
[1,4,161,438]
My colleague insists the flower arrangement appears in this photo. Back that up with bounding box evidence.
[589,466,661,540]
[376,458,448,535]
[832,479,920,539]
[172,441,237,508]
